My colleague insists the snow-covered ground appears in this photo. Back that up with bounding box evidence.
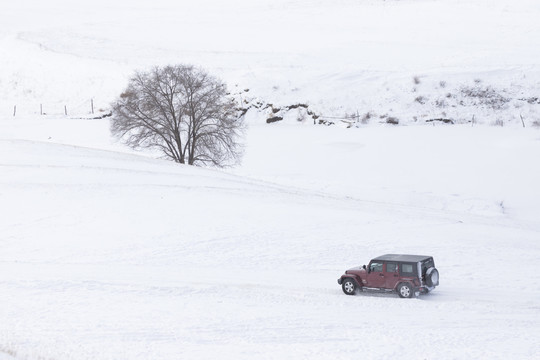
[1,116,540,359]
[1,0,540,359]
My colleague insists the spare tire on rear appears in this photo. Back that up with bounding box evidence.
[425,267,439,287]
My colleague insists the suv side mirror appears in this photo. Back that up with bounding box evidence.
[363,265,367,270]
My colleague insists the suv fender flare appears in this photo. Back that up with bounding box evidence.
[342,275,362,288]
[394,281,414,292]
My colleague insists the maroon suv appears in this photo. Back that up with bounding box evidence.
[337,254,439,298]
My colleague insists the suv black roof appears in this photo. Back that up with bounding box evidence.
[372,254,432,262]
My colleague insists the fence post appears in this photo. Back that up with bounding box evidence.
[13,105,16,116]
[64,105,67,116]
[520,114,525,128]
[91,99,94,114]
[40,104,43,115]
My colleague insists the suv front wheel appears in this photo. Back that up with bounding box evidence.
[342,278,358,295]
[397,283,414,298]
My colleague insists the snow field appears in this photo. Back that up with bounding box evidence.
[1,116,539,359]
[1,0,540,358]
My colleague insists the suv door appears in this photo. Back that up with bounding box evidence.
[366,261,385,288]
[384,262,400,289]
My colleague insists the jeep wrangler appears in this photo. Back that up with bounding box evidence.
[337,254,439,298]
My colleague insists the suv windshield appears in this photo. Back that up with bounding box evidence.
[369,262,383,272]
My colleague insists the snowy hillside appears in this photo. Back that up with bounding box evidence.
[1,0,540,124]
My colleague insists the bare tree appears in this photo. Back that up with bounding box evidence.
[111,65,244,167]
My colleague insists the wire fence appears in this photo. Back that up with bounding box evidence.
[2,98,111,118]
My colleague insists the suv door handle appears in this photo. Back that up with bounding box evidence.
[393,274,399,277]
[379,273,384,277]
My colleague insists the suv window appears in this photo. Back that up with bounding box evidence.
[369,262,383,272]
[386,263,398,273]
[421,258,435,275]
[401,263,415,274]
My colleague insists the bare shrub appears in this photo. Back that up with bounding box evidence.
[491,118,504,127]
[413,76,421,85]
[460,85,510,110]
[439,81,447,88]
[361,111,373,124]
[414,96,428,105]
[435,98,448,108]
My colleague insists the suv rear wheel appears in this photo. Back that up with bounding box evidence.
[342,278,358,295]
[397,283,414,298]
